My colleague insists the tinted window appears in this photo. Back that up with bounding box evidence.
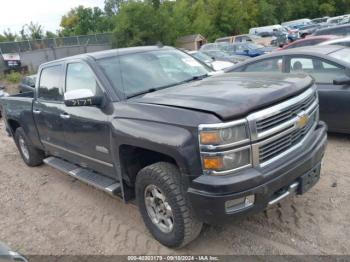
[289,56,346,84]
[66,63,97,94]
[244,57,283,72]
[38,66,62,101]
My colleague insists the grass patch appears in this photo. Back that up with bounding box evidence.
[3,71,22,84]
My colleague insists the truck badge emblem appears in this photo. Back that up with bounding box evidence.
[296,113,309,129]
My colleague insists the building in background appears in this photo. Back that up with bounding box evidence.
[176,34,207,51]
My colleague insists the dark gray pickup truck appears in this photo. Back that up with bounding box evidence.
[0,46,327,248]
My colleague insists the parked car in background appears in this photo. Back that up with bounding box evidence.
[201,49,249,64]
[227,45,350,134]
[249,24,282,35]
[284,26,300,42]
[318,36,350,47]
[188,51,234,70]
[277,35,339,50]
[19,74,36,93]
[282,19,312,29]
[215,34,272,46]
[312,17,329,25]
[200,44,250,63]
[313,24,350,36]
[299,24,321,38]
[220,42,274,57]
[327,15,350,26]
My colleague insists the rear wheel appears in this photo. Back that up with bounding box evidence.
[136,162,202,248]
[14,127,45,166]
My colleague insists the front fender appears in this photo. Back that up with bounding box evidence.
[110,118,202,178]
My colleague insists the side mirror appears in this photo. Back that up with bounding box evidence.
[64,89,103,107]
[244,49,249,53]
[333,76,350,86]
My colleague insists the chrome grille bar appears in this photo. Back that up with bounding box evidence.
[247,85,318,167]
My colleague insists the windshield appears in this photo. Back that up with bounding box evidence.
[97,49,211,98]
[192,52,214,63]
[329,49,350,64]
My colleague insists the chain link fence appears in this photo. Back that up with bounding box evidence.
[0,33,112,53]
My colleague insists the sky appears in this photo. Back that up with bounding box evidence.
[0,0,105,35]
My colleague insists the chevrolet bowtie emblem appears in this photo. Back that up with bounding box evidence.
[296,113,309,129]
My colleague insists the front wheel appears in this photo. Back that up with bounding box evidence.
[14,127,45,166]
[136,162,202,248]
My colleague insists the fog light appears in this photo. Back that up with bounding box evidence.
[225,195,255,213]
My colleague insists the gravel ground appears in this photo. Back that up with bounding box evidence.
[0,120,349,255]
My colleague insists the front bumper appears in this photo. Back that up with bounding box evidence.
[187,122,327,224]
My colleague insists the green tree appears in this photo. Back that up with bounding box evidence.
[2,29,17,41]
[113,2,159,47]
[60,6,112,36]
[25,22,44,39]
[0,34,7,42]
[104,0,126,16]
[319,2,336,16]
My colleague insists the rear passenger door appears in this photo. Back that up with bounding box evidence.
[60,61,114,177]
[286,55,350,132]
[33,64,68,154]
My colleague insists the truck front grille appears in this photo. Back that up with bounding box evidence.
[247,86,318,167]
[256,92,316,133]
[258,108,317,163]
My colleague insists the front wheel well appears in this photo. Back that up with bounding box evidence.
[119,145,177,188]
[7,119,21,135]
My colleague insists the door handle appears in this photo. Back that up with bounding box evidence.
[33,109,41,114]
[60,113,70,119]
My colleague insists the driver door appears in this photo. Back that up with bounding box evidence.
[60,61,114,177]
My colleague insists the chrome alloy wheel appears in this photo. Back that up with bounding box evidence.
[19,136,29,160]
[144,184,174,233]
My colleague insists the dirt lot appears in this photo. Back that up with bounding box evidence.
[0,120,349,255]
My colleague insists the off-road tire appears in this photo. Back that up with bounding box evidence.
[14,127,45,166]
[136,162,203,248]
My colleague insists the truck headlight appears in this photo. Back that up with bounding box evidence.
[199,120,249,148]
[199,119,252,175]
[202,146,251,173]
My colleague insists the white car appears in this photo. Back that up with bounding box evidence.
[188,51,234,71]
[318,36,350,47]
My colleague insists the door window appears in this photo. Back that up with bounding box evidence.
[38,65,63,101]
[244,57,283,72]
[289,57,346,84]
[66,63,97,94]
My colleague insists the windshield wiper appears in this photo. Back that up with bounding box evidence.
[127,74,209,99]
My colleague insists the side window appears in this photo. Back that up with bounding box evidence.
[289,56,346,84]
[244,58,283,72]
[290,58,313,71]
[66,63,97,94]
[235,37,243,42]
[38,66,62,101]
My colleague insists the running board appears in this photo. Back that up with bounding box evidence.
[44,156,121,196]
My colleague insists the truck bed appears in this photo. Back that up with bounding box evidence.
[0,91,37,142]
